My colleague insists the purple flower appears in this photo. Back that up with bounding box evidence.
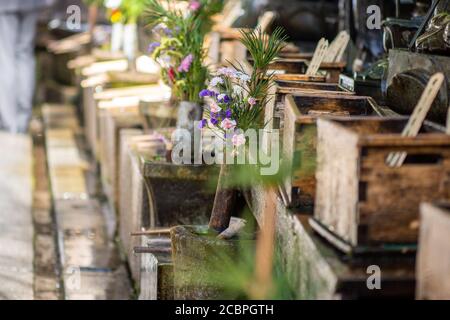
[198,119,207,129]
[217,94,231,103]
[147,42,160,54]
[210,117,219,125]
[178,54,193,73]
[163,28,173,36]
[199,89,213,98]
[225,109,232,118]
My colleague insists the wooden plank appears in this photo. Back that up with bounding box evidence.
[274,74,326,82]
[387,73,445,167]
[417,202,450,300]
[324,31,350,63]
[81,59,128,77]
[306,38,328,76]
[257,11,276,33]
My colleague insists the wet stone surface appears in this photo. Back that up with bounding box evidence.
[42,104,132,300]
[64,266,132,300]
[32,128,62,300]
[55,198,132,299]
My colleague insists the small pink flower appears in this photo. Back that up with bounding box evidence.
[232,133,246,147]
[220,118,237,131]
[210,101,221,113]
[188,0,201,11]
[248,97,257,106]
[178,54,193,73]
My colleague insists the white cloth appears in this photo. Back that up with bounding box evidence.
[0,0,54,13]
[0,11,38,133]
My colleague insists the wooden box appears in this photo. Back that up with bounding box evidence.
[417,202,450,300]
[313,117,450,252]
[282,93,377,212]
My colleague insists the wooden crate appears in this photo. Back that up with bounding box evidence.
[313,117,450,252]
[417,202,450,300]
[282,93,377,212]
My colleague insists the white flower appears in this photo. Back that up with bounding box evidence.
[233,85,244,95]
[210,76,224,87]
[105,0,122,9]
[232,133,246,147]
[220,118,237,130]
[236,72,251,82]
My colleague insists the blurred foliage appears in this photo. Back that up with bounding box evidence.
[83,0,104,6]
[202,209,296,300]
[121,0,148,23]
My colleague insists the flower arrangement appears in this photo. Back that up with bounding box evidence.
[199,27,288,153]
[206,27,288,233]
[146,0,224,102]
